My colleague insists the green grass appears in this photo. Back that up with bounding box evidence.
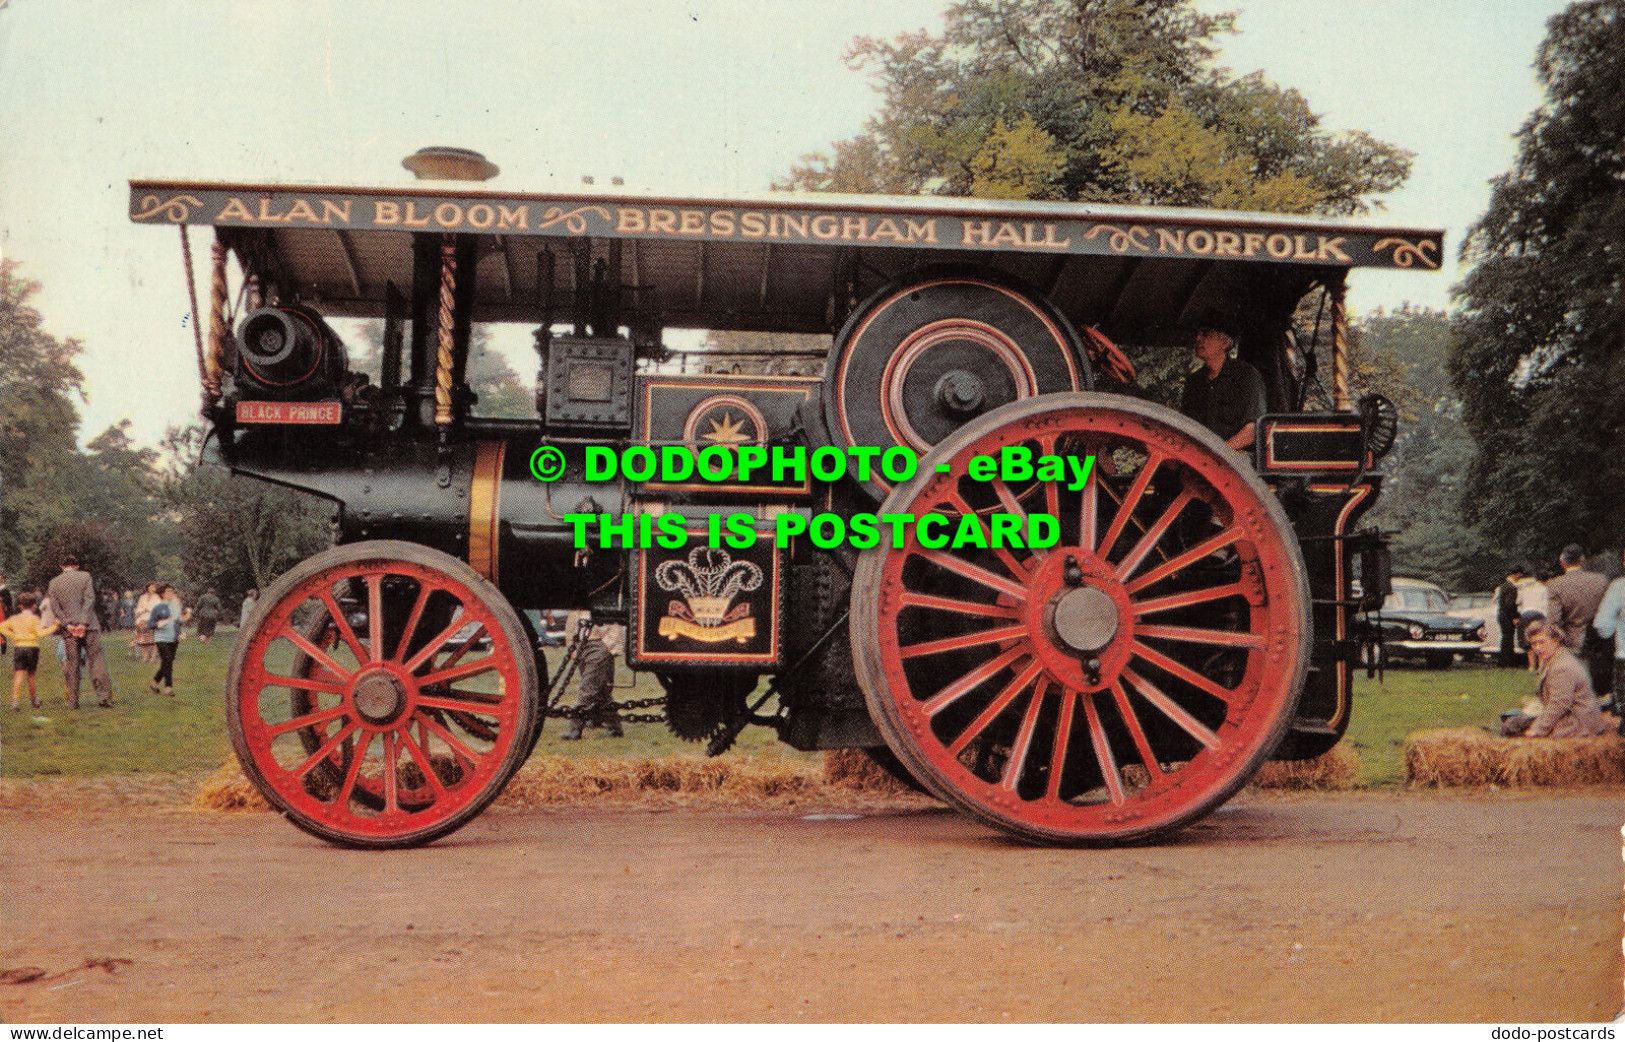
[0,632,236,776]
[1,631,1530,786]
[1346,662,1539,786]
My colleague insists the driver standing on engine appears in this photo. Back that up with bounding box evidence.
[560,612,625,740]
[1180,309,1267,452]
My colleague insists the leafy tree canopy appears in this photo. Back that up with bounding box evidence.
[0,260,87,571]
[780,0,1411,215]
[1450,0,1624,566]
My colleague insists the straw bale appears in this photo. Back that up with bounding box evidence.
[821,748,913,793]
[1250,745,1360,790]
[195,766,271,811]
[1405,725,1625,787]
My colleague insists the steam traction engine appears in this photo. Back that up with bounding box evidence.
[131,167,1438,848]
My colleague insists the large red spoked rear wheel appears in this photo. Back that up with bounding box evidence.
[226,541,539,848]
[852,393,1309,844]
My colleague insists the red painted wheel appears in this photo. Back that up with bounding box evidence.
[852,393,1309,844]
[226,541,540,848]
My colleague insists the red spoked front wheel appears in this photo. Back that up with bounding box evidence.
[226,541,540,848]
[852,393,1309,844]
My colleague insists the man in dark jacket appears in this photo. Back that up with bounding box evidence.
[1179,310,1267,451]
[1546,544,1611,699]
[44,555,114,708]
[1495,567,1523,667]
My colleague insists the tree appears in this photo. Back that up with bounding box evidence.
[781,0,1411,215]
[1450,1,1624,568]
[0,259,88,573]
[1357,308,1496,590]
[161,425,331,603]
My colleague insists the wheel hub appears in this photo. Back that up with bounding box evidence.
[934,369,986,415]
[1048,585,1119,653]
[352,669,408,726]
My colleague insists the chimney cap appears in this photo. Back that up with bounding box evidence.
[402,147,499,181]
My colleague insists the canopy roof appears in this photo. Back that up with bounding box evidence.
[131,180,1442,345]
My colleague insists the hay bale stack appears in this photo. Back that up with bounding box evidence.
[195,766,271,811]
[498,755,825,808]
[1405,727,1625,787]
[821,748,913,793]
[1250,745,1360,790]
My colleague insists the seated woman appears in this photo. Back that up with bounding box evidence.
[1522,616,1612,738]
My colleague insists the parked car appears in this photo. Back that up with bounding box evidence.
[1355,577,1487,670]
[1445,592,1502,662]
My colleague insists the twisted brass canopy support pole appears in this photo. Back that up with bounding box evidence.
[1330,278,1350,411]
[206,234,229,401]
[434,234,457,427]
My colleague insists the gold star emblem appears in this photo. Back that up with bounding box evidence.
[701,411,752,444]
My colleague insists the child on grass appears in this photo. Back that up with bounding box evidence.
[0,593,58,711]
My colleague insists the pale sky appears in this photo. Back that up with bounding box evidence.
[0,0,1567,447]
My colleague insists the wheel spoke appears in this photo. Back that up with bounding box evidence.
[382,731,400,813]
[1132,582,1248,616]
[1108,679,1165,779]
[1079,465,1099,552]
[1136,624,1264,649]
[901,624,1027,660]
[921,645,1031,717]
[1078,688,1126,805]
[293,721,358,779]
[337,732,372,806]
[915,550,1028,601]
[316,589,368,665]
[999,678,1048,791]
[945,490,1031,579]
[268,704,349,739]
[900,591,1020,620]
[416,691,510,719]
[1130,641,1238,707]
[393,583,431,662]
[282,628,353,681]
[1125,530,1241,595]
[947,660,1045,757]
[991,478,1046,562]
[404,615,474,673]
[1098,451,1162,558]
[367,574,384,663]
[1043,680,1073,800]
[1114,487,1196,581]
[262,673,347,697]
[419,656,499,687]
[414,709,484,767]
[1120,667,1223,750]
[400,728,449,802]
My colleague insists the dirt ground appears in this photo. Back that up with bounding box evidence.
[1,788,1621,1023]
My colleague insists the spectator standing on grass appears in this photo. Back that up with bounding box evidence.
[1590,549,1625,719]
[146,584,189,697]
[45,555,114,709]
[194,588,222,643]
[0,592,56,711]
[118,590,135,632]
[239,589,258,630]
[1495,566,1524,668]
[133,582,161,663]
[0,572,12,656]
[1545,544,1611,701]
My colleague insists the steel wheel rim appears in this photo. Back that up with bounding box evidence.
[853,393,1309,844]
[229,543,536,846]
